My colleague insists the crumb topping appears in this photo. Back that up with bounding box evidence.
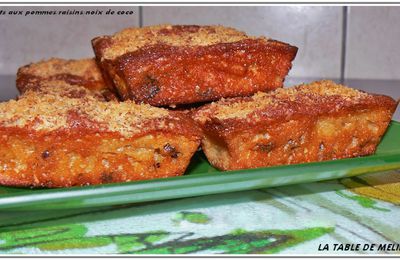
[18,58,103,81]
[194,80,373,123]
[20,81,106,101]
[0,91,186,138]
[100,24,264,60]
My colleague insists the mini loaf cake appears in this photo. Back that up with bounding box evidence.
[17,58,118,101]
[193,80,398,171]
[92,24,298,106]
[0,91,201,187]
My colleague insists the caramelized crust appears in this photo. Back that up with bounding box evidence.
[92,24,297,106]
[0,92,201,187]
[17,58,118,101]
[20,81,107,101]
[193,80,398,170]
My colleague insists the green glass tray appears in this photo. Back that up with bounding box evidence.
[0,121,399,211]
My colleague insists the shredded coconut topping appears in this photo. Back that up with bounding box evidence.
[18,58,103,81]
[195,80,372,122]
[20,81,106,101]
[99,24,265,60]
[0,91,180,138]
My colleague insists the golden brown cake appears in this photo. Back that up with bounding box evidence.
[193,80,398,171]
[92,24,298,106]
[20,80,107,101]
[16,58,118,101]
[0,91,201,188]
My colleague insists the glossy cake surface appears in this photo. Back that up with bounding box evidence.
[193,80,398,170]
[92,24,298,106]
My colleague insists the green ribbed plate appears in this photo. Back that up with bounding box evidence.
[0,121,399,211]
